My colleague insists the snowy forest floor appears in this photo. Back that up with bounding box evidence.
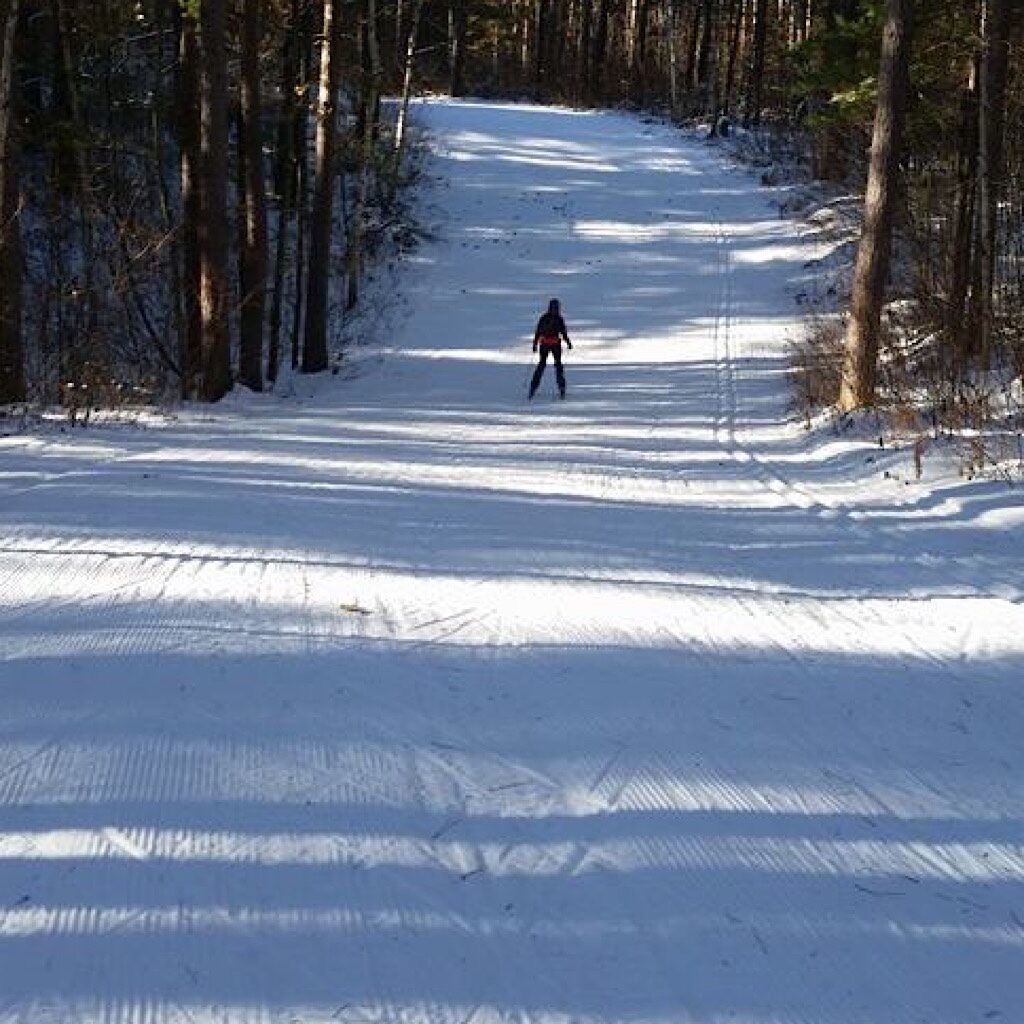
[1,100,1024,1024]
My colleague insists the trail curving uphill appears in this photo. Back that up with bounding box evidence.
[1,100,1023,1024]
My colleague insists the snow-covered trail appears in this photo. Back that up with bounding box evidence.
[1,100,1023,1024]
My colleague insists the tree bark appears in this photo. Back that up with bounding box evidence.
[723,0,745,116]
[665,0,679,117]
[748,0,767,127]
[238,0,267,391]
[592,0,611,101]
[0,0,23,403]
[198,0,232,400]
[838,0,914,412]
[972,0,1012,372]
[578,0,593,104]
[449,0,467,97]
[394,0,426,164]
[177,5,203,399]
[347,0,382,312]
[0,124,22,404]
[0,0,18,214]
[948,63,978,379]
[267,0,302,385]
[302,0,343,372]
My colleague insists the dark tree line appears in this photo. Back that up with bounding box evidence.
[0,0,430,405]
[2,1,1023,414]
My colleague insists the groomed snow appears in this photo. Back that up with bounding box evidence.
[1,99,1023,1024]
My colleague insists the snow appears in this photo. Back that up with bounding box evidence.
[2,99,1024,1023]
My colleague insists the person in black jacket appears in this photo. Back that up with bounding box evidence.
[530,298,573,400]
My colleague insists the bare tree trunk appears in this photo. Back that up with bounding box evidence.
[178,5,203,399]
[592,0,611,101]
[449,0,467,97]
[238,0,267,391]
[0,126,22,403]
[347,0,382,311]
[534,0,547,95]
[697,0,719,122]
[198,0,232,400]
[666,0,679,117]
[394,0,426,163]
[0,0,23,404]
[748,0,767,127]
[290,27,311,373]
[838,0,914,412]
[0,0,18,213]
[302,0,343,372]
[723,0,745,116]
[578,0,593,104]
[267,0,302,385]
[948,61,979,380]
[631,0,651,106]
[685,0,702,95]
[972,0,1011,372]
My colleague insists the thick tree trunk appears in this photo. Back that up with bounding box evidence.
[0,130,22,404]
[838,0,914,412]
[972,0,1012,372]
[0,0,18,212]
[723,0,745,116]
[697,0,719,122]
[534,0,547,95]
[198,0,232,400]
[238,0,267,391]
[0,0,23,404]
[578,0,593,104]
[267,0,302,385]
[449,0,467,97]
[178,6,203,399]
[631,0,651,106]
[302,0,343,372]
[592,0,611,101]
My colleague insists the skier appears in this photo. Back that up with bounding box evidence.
[529,298,573,400]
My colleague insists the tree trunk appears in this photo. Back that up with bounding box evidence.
[0,0,23,404]
[178,5,203,399]
[666,0,679,117]
[267,0,302,385]
[347,0,382,312]
[723,0,745,116]
[0,0,18,214]
[0,126,22,404]
[449,0,467,97]
[394,0,426,164]
[837,0,914,412]
[534,0,547,95]
[198,0,232,400]
[238,0,267,391]
[748,0,767,127]
[578,0,593,104]
[592,0,610,101]
[697,0,719,122]
[948,65,978,380]
[302,0,343,372]
[972,0,1011,372]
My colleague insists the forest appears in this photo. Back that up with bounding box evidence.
[0,0,1021,427]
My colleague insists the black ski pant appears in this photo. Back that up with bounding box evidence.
[530,344,565,397]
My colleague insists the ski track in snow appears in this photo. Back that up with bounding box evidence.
[1,99,1024,1023]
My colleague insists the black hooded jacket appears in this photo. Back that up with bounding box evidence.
[534,302,570,345]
